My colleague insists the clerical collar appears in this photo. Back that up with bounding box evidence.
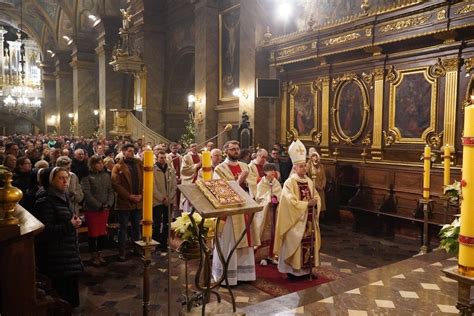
[224,157,239,166]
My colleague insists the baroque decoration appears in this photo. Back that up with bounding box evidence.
[388,66,438,144]
[331,73,370,145]
[288,80,320,142]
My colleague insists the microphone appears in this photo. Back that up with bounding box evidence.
[167,123,233,162]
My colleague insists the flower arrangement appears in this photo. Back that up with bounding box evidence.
[438,181,462,254]
[444,180,462,205]
[171,212,215,243]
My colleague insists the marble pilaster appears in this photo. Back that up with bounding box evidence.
[194,0,218,143]
[41,63,57,132]
[54,51,73,135]
[96,17,124,137]
[70,50,98,137]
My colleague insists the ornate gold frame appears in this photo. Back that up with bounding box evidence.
[388,67,437,144]
[331,74,370,145]
[218,4,240,101]
[288,81,319,141]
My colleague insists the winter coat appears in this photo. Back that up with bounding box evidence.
[13,170,36,211]
[68,172,84,214]
[111,158,143,210]
[33,187,83,278]
[71,158,89,181]
[81,170,114,211]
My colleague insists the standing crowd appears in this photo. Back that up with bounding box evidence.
[0,134,326,307]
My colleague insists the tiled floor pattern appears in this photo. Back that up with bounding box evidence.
[74,222,436,315]
[245,250,458,315]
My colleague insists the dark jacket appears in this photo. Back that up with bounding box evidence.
[13,170,36,211]
[81,170,114,211]
[71,158,89,181]
[111,158,143,210]
[33,187,83,278]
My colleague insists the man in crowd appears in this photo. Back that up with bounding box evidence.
[153,150,177,252]
[71,149,89,181]
[247,148,268,198]
[212,140,260,286]
[180,143,201,210]
[111,144,143,261]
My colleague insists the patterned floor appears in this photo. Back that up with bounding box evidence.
[74,222,448,315]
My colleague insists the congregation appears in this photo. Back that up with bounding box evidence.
[0,134,326,308]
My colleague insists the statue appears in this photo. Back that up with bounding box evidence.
[120,7,132,32]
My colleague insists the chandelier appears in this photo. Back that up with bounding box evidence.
[0,0,43,115]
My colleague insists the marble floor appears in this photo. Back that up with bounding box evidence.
[74,222,455,315]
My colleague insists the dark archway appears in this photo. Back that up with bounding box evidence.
[165,48,195,142]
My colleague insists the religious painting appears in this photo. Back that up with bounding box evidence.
[389,68,437,143]
[289,82,318,141]
[332,76,369,143]
[219,5,240,101]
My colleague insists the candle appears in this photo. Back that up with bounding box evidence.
[422,145,431,200]
[202,149,212,181]
[443,144,451,187]
[459,105,474,276]
[142,149,154,241]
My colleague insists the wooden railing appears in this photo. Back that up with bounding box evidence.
[109,109,171,145]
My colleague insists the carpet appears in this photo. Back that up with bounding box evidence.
[251,263,342,297]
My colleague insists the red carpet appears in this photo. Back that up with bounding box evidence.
[252,264,341,297]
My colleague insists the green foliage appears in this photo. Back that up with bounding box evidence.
[439,218,460,254]
[179,114,196,149]
[444,180,462,205]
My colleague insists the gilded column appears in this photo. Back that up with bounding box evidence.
[280,82,287,143]
[321,76,330,157]
[371,67,385,160]
[442,57,460,152]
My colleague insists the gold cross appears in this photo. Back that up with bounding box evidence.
[296,146,305,155]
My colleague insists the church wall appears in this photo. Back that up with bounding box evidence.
[259,0,474,236]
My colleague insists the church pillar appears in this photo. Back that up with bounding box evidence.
[194,0,218,143]
[70,49,98,137]
[238,0,258,143]
[442,57,460,153]
[132,1,166,134]
[54,52,73,135]
[41,64,56,133]
[371,67,385,160]
[96,17,124,137]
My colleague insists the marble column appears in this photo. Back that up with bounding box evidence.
[54,51,73,135]
[41,63,56,133]
[238,0,261,146]
[96,17,124,137]
[70,50,98,137]
[132,2,166,134]
[194,0,218,143]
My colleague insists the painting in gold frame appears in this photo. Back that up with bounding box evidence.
[219,4,240,101]
[332,75,370,144]
[289,81,319,141]
[388,67,437,144]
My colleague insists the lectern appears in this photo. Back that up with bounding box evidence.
[178,181,263,315]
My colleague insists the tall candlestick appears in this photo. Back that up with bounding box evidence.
[202,149,212,181]
[459,105,474,276]
[423,145,431,200]
[443,144,451,187]
[142,149,153,241]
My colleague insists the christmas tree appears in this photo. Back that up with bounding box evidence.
[179,113,196,148]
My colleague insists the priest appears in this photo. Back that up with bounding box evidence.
[212,140,260,286]
[274,139,321,280]
[247,148,268,198]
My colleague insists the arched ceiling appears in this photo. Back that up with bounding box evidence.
[0,0,126,63]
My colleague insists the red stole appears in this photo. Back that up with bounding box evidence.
[255,163,264,183]
[171,153,181,177]
[297,182,312,200]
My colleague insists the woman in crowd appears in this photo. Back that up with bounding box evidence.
[34,167,83,307]
[55,156,84,214]
[12,156,35,211]
[81,155,114,266]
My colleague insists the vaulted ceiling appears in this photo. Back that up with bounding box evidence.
[0,0,127,62]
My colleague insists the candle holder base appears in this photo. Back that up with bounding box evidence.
[417,198,434,254]
[135,239,159,316]
[442,265,474,315]
[180,300,245,316]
